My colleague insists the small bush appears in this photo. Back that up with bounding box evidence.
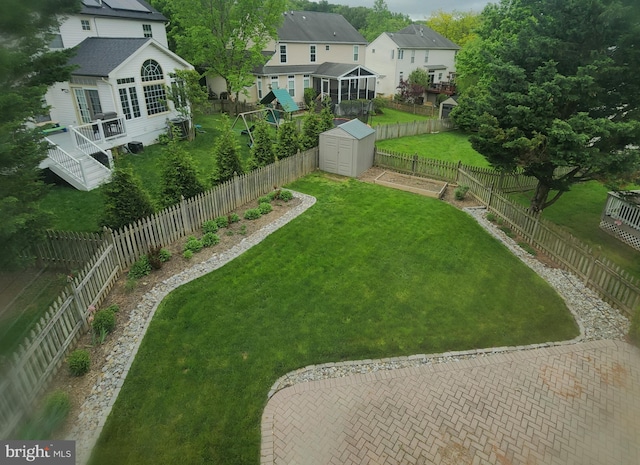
[129,255,151,279]
[147,246,164,270]
[183,249,194,259]
[202,220,219,234]
[125,277,137,292]
[258,202,273,215]
[93,308,116,335]
[279,190,293,202]
[159,248,171,262]
[68,349,90,376]
[202,232,220,247]
[518,241,537,256]
[215,216,229,228]
[258,195,270,204]
[105,304,120,313]
[267,190,281,201]
[239,224,247,235]
[184,236,203,253]
[228,213,240,223]
[486,213,497,223]
[499,225,515,238]
[244,208,262,220]
[454,185,470,201]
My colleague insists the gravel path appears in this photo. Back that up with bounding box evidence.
[67,195,630,465]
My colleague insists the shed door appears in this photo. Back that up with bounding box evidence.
[322,136,339,173]
[337,138,353,176]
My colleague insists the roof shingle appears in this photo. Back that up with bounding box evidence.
[68,37,151,77]
[278,11,367,44]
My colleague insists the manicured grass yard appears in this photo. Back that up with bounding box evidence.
[376,130,491,167]
[369,107,433,126]
[90,173,578,465]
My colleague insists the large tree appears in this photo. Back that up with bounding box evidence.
[452,0,640,213]
[423,9,481,47]
[0,0,80,270]
[168,0,286,105]
[361,0,411,42]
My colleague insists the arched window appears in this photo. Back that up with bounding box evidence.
[141,59,167,115]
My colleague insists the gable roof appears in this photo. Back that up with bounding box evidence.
[278,11,366,44]
[260,89,299,112]
[387,24,460,50]
[313,63,377,79]
[68,37,191,77]
[80,0,166,22]
[334,118,375,140]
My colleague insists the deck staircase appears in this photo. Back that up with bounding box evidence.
[43,117,126,191]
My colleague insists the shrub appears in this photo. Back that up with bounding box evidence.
[244,208,262,220]
[202,220,219,234]
[100,167,154,230]
[215,216,229,229]
[125,277,137,292]
[239,224,247,235]
[518,241,537,256]
[93,308,116,335]
[159,248,171,262]
[258,195,270,204]
[304,87,317,106]
[129,255,151,279]
[267,190,281,201]
[258,202,273,215]
[183,250,194,259]
[105,304,120,313]
[454,185,470,201]
[68,349,90,376]
[147,246,165,270]
[19,390,71,440]
[184,236,203,253]
[279,190,293,202]
[486,212,497,223]
[202,232,220,247]
[372,97,387,115]
[499,225,515,238]
[228,213,240,223]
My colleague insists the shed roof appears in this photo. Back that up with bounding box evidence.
[260,89,299,112]
[324,118,375,140]
[278,11,367,44]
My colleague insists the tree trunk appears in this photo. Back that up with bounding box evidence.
[529,181,551,214]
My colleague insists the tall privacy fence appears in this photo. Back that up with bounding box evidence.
[0,148,319,439]
[375,149,640,317]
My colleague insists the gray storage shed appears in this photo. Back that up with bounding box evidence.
[319,119,376,177]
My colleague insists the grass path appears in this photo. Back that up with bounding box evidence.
[90,174,578,465]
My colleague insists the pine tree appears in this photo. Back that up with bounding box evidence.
[248,117,276,169]
[160,132,205,207]
[101,168,155,230]
[275,119,300,158]
[300,103,322,150]
[212,114,244,184]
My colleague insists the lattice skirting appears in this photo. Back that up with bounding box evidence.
[600,221,640,251]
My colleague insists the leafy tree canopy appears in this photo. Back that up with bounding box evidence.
[452,0,640,212]
[422,9,481,47]
[0,0,80,269]
[167,0,286,102]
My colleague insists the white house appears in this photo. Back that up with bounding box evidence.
[41,0,194,191]
[208,11,377,109]
[365,24,459,102]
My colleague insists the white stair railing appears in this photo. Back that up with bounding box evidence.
[44,138,86,185]
[69,126,114,169]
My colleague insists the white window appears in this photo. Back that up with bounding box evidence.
[280,44,287,63]
[438,72,443,81]
[353,45,359,61]
[143,24,153,38]
[303,74,310,89]
[257,79,263,99]
[271,76,279,89]
[325,45,330,51]
[411,50,415,63]
[288,75,295,97]
[424,50,429,63]
[399,71,404,82]
[141,59,167,115]
[310,45,316,63]
[117,78,141,120]
[81,19,91,31]
[49,27,63,49]
[398,49,404,60]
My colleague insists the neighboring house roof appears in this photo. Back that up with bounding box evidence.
[313,63,377,79]
[260,89,299,112]
[79,0,166,22]
[256,64,320,76]
[278,11,367,44]
[387,24,460,50]
[68,37,192,77]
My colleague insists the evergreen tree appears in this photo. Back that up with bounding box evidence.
[319,101,335,133]
[0,0,80,269]
[101,168,155,230]
[300,103,322,150]
[275,119,300,158]
[248,117,276,169]
[160,133,205,207]
[212,115,244,184]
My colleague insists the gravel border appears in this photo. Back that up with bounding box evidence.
[67,196,630,464]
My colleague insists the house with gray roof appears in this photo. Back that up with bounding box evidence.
[365,24,460,102]
[40,0,193,190]
[208,11,377,109]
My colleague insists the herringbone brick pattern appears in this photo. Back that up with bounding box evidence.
[261,341,640,465]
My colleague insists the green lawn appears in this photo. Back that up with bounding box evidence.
[90,173,578,465]
[376,130,491,167]
[369,107,433,126]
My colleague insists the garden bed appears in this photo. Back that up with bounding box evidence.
[372,170,447,199]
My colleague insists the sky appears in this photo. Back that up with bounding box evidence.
[311,0,494,20]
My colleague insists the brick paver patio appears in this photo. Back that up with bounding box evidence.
[262,340,640,465]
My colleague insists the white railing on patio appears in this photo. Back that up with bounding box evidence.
[69,127,114,170]
[72,116,127,146]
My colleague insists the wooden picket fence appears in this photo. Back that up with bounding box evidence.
[0,148,319,439]
[374,118,456,141]
[385,101,436,117]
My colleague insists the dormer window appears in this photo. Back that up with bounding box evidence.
[81,20,91,31]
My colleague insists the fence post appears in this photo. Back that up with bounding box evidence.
[488,186,494,208]
[180,195,191,234]
[103,226,122,270]
[412,154,418,174]
[455,160,462,183]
